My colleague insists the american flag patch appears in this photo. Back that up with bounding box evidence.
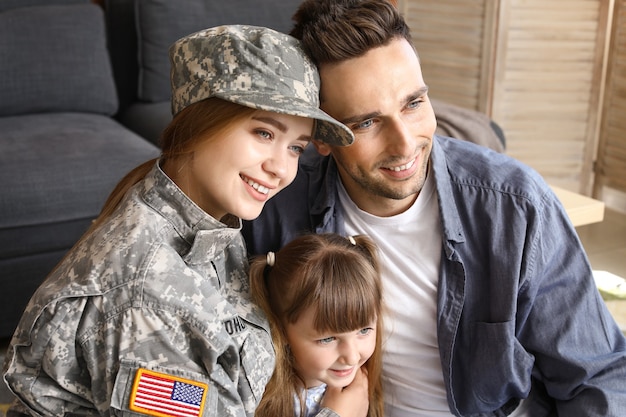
[129,368,208,417]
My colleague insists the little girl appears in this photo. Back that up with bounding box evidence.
[249,233,384,417]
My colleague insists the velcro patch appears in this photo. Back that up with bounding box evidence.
[129,368,208,417]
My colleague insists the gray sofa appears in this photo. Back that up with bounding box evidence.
[0,0,162,338]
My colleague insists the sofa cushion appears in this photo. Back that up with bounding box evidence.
[0,3,118,117]
[0,113,160,259]
[135,0,302,103]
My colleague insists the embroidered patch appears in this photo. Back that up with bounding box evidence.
[223,315,247,335]
[129,368,208,417]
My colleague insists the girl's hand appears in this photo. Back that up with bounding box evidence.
[321,366,369,417]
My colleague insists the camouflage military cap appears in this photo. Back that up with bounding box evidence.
[169,25,354,146]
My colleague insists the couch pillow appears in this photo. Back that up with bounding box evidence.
[135,0,301,103]
[0,3,118,117]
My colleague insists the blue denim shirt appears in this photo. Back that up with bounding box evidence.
[243,135,626,416]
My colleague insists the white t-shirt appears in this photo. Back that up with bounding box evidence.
[338,171,454,416]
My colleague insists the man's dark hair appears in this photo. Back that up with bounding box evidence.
[290,0,412,66]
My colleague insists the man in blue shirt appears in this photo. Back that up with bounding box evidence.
[243,0,626,415]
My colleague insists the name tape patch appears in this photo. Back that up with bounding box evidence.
[129,368,208,417]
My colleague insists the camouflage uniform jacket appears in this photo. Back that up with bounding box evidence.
[3,162,274,417]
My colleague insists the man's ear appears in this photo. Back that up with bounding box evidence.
[312,139,332,156]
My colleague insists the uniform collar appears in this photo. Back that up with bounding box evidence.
[140,161,242,254]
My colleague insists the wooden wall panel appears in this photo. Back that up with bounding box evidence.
[398,0,497,113]
[595,0,626,204]
[491,0,610,192]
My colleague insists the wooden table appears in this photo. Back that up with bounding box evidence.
[551,185,605,227]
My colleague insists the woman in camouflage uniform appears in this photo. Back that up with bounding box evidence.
[3,25,353,417]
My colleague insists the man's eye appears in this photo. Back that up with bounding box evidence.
[407,99,423,110]
[356,119,374,130]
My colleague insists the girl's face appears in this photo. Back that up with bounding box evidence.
[171,110,312,220]
[285,305,377,389]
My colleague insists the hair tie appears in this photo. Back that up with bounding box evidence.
[266,251,275,267]
[347,235,356,246]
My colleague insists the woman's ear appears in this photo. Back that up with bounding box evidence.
[312,139,332,156]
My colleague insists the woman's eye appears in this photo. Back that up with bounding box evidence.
[256,129,272,140]
[289,144,306,155]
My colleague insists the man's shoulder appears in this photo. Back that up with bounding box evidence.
[436,135,542,181]
[436,134,510,163]
[433,135,550,202]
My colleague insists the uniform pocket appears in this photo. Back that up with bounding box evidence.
[239,324,275,402]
